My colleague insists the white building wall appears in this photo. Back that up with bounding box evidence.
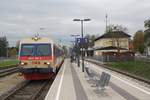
[94,38,129,49]
[94,38,130,56]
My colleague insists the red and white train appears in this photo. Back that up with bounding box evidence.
[18,36,64,80]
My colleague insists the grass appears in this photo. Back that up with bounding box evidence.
[0,59,19,67]
[106,60,150,80]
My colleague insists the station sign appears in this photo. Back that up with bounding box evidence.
[76,38,88,45]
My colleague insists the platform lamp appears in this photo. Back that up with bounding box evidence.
[73,18,91,72]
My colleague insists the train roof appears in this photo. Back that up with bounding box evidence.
[20,37,63,49]
[20,37,54,44]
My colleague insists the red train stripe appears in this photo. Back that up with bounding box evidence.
[19,56,52,60]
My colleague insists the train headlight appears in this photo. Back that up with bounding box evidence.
[34,37,38,40]
[47,62,50,65]
[44,62,50,65]
[21,62,24,65]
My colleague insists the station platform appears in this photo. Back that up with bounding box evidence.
[45,59,150,100]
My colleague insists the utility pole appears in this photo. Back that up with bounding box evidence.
[105,14,108,33]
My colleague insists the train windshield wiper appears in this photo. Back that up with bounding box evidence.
[37,51,45,56]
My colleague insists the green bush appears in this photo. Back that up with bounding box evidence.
[0,60,18,67]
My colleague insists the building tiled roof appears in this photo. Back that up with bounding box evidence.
[95,31,131,41]
[94,46,128,51]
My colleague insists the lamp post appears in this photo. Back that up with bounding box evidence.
[71,34,80,38]
[73,18,91,72]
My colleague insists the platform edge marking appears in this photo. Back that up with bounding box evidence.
[55,62,66,100]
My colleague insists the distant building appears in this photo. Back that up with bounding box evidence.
[94,31,131,56]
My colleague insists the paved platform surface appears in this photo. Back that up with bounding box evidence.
[45,59,150,100]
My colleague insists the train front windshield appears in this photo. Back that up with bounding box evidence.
[20,44,51,56]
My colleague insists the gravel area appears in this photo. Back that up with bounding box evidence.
[0,73,25,96]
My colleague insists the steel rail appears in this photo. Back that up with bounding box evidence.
[1,80,52,100]
[0,66,19,77]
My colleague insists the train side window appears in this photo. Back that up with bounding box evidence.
[53,45,63,57]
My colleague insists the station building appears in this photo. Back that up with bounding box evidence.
[93,31,134,61]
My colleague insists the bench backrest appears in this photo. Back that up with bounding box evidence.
[85,67,91,76]
[99,72,111,87]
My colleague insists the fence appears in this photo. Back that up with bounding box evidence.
[135,56,150,62]
[88,55,135,62]
[0,57,18,61]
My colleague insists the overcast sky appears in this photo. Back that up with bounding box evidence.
[0,0,150,46]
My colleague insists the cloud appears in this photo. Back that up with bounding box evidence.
[0,0,150,46]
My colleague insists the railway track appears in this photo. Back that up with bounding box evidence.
[0,80,53,100]
[0,60,64,100]
[0,66,19,77]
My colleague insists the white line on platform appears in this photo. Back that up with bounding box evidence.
[55,63,66,100]
[112,74,150,95]
[86,62,150,95]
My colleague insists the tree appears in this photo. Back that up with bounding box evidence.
[62,46,68,56]
[8,47,18,57]
[84,34,96,56]
[85,34,96,48]
[133,30,145,54]
[15,40,20,53]
[107,24,128,33]
[144,19,150,29]
[144,19,150,44]
[106,24,129,53]
[0,36,8,57]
